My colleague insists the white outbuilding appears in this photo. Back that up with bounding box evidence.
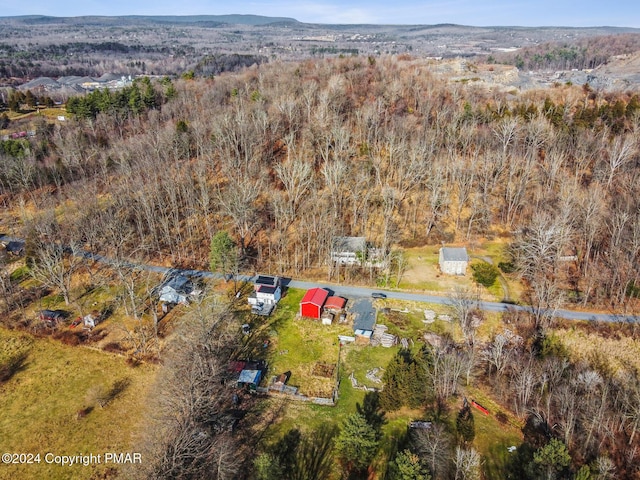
[439,247,469,275]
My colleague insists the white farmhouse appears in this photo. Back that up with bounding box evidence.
[331,236,367,265]
[439,247,469,275]
[248,275,282,316]
[248,285,282,306]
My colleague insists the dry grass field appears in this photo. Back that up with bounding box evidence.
[399,238,523,303]
[0,327,158,480]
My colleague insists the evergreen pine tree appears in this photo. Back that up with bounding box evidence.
[456,402,475,444]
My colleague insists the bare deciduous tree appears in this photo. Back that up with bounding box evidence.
[453,446,482,480]
[411,422,452,480]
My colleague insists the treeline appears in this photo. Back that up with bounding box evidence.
[65,77,168,119]
[0,41,169,62]
[134,300,248,480]
[194,54,269,77]
[488,33,640,70]
[4,89,55,112]
[3,54,640,478]
[0,39,274,81]
[0,41,197,79]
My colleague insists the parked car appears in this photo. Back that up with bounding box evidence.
[371,292,387,299]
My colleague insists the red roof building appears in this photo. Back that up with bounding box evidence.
[300,288,329,319]
[324,296,346,311]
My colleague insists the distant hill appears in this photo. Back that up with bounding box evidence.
[0,14,300,26]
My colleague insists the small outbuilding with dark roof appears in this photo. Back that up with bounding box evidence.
[3,240,25,256]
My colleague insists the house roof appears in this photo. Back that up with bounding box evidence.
[257,285,278,295]
[4,240,25,254]
[440,247,469,262]
[300,287,329,307]
[332,236,366,252]
[163,275,193,293]
[229,361,247,373]
[255,275,278,287]
[325,296,346,310]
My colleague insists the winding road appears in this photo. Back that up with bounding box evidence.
[1,234,636,323]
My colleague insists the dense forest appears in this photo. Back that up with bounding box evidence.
[487,33,640,70]
[0,38,267,80]
[2,54,640,479]
[2,55,639,310]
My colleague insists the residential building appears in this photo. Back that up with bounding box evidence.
[439,247,469,275]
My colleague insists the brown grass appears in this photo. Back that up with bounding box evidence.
[557,326,640,375]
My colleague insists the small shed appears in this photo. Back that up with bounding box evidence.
[39,309,66,327]
[300,288,329,319]
[439,247,469,275]
[3,240,25,256]
[324,296,346,312]
[269,372,291,392]
[355,329,373,345]
[238,369,262,388]
[321,312,335,325]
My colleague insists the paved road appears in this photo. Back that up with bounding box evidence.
[282,278,638,323]
[1,234,636,323]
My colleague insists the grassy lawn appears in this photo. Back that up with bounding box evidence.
[0,327,158,480]
[260,288,352,397]
[251,287,523,480]
[342,342,398,389]
[463,385,523,480]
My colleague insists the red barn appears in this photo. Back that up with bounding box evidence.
[300,288,329,319]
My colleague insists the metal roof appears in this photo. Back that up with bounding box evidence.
[440,247,469,262]
[332,236,366,252]
[325,296,346,310]
[238,369,261,385]
[300,287,329,307]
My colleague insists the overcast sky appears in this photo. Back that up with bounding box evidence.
[2,0,639,28]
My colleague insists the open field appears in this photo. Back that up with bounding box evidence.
[463,385,524,480]
[398,238,523,303]
[0,327,158,480]
[557,324,640,375]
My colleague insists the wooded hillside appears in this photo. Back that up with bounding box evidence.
[1,55,640,312]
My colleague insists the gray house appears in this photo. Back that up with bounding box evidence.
[331,236,367,265]
[159,275,198,304]
[439,247,469,275]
